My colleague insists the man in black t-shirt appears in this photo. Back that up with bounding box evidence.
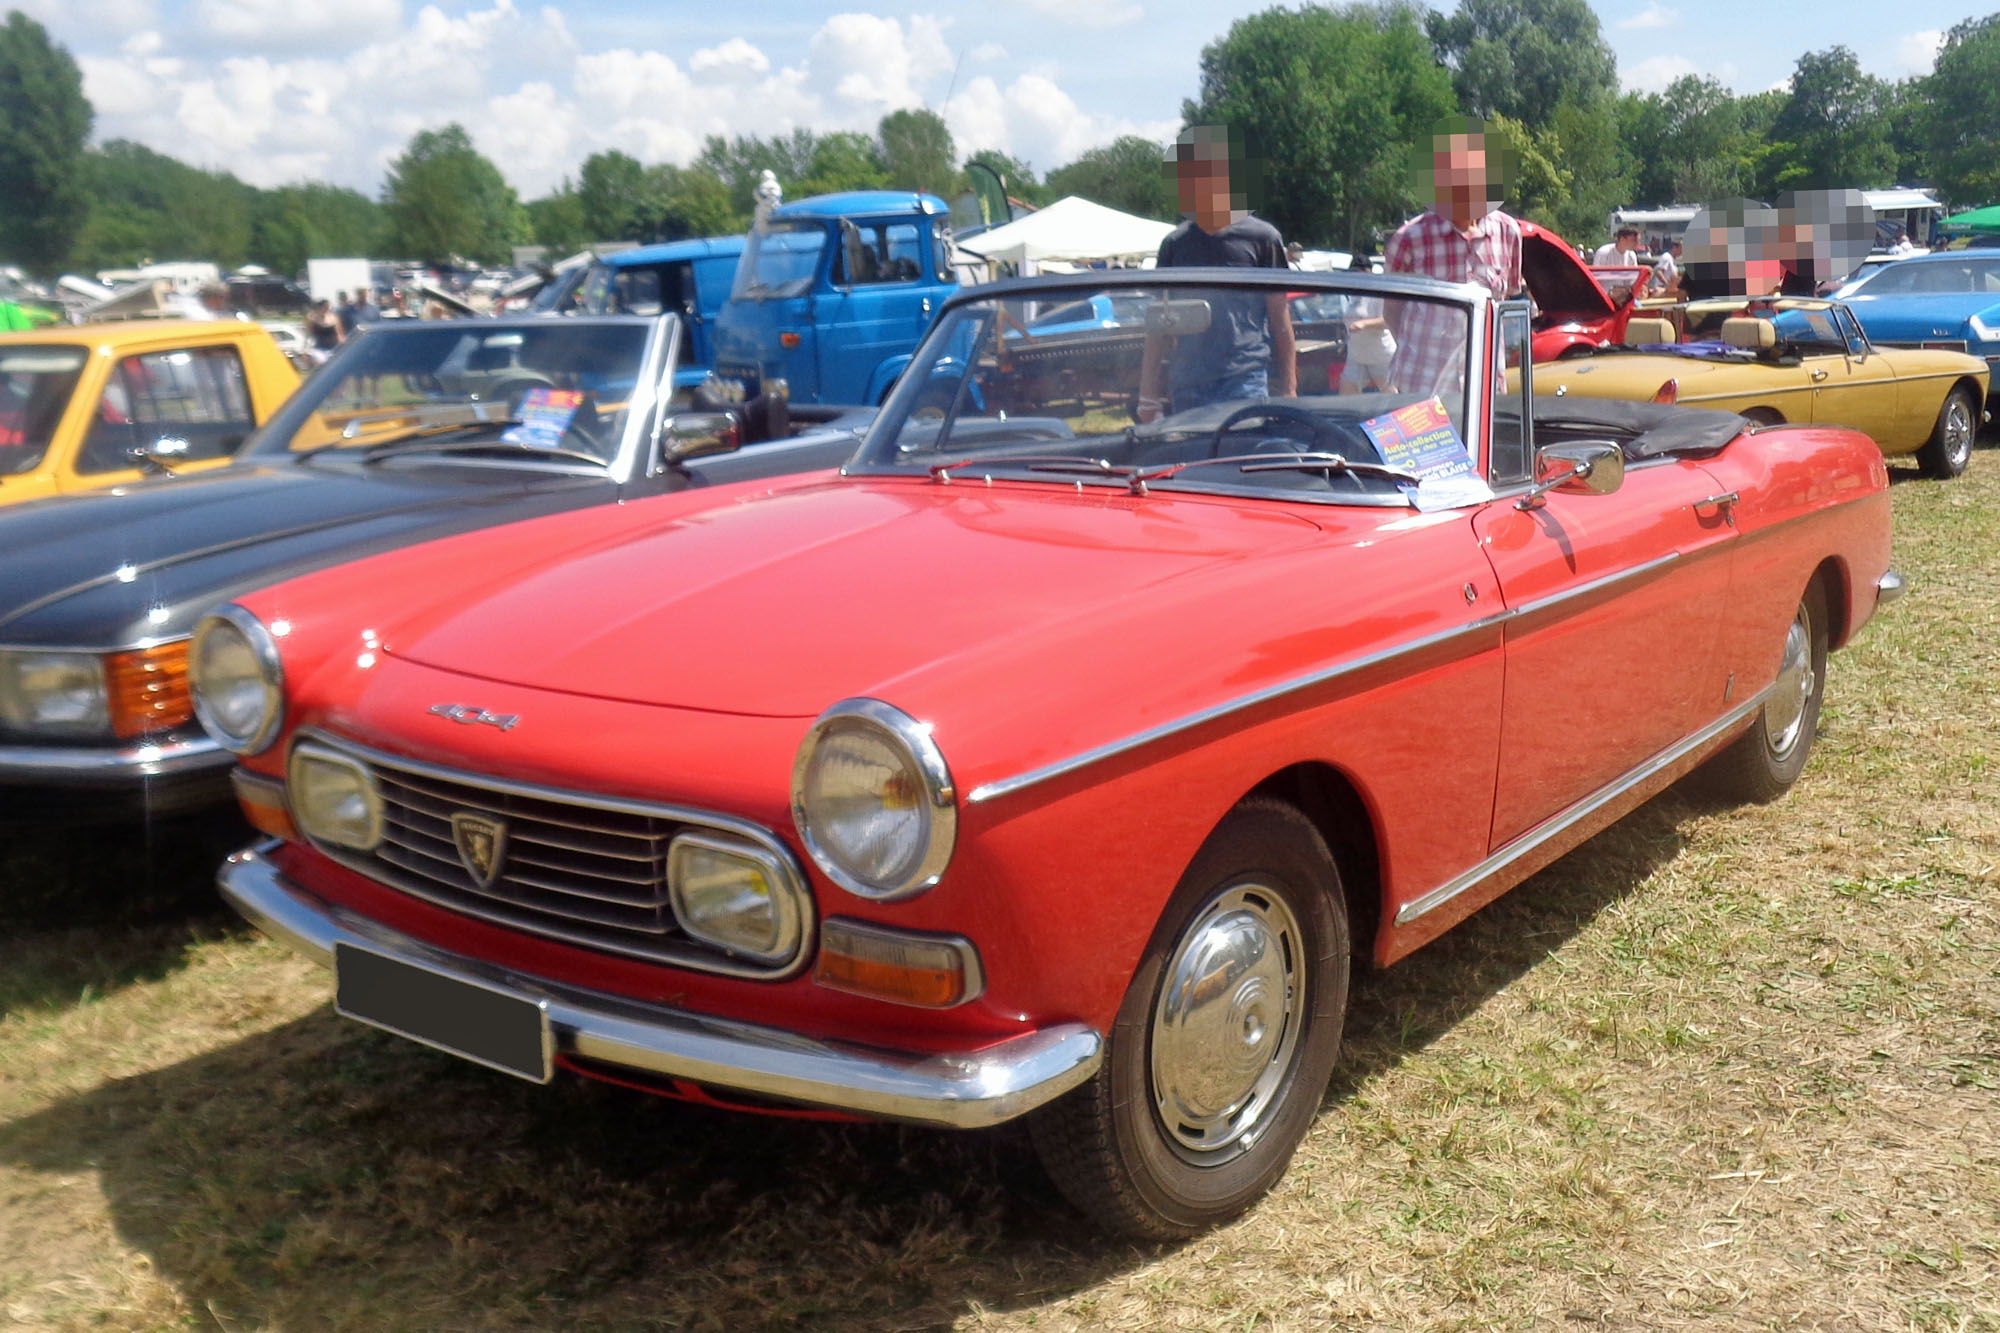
[1136,125,1296,422]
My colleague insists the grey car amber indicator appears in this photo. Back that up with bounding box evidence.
[333,942,553,1083]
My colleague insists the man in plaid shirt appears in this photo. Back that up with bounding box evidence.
[1384,119,1523,395]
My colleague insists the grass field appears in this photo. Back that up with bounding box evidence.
[3,439,1997,1331]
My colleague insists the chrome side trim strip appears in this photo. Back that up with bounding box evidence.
[219,844,1101,1129]
[0,733,224,780]
[1395,689,1769,925]
[965,609,1515,805]
[1875,570,1909,605]
[967,554,1687,806]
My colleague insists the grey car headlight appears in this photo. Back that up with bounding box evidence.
[791,698,957,901]
[0,651,109,736]
[667,831,805,963]
[288,745,382,851]
[189,605,284,754]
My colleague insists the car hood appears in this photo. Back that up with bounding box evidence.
[0,460,609,647]
[1844,291,2000,336]
[381,478,1348,719]
[1521,224,1617,321]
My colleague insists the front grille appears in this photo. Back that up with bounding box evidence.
[311,741,809,976]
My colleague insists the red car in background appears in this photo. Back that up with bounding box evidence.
[198,268,1897,1238]
[1521,220,1639,361]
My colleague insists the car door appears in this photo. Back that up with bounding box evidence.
[1798,305,1901,445]
[815,217,938,404]
[1474,309,1740,848]
[59,341,257,492]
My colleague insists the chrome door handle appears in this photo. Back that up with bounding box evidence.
[1810,368,1829,382]
[1694,490,1739,511]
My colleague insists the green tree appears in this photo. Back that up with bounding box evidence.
[0,11,92,272]
[877,108,956,194]
[576,149,657,241]
[964,149,1051,209]
[646,163,744,240]
[1184,3,1459,247]
[1766,47,1898,191]
[1622,76,1756,206]
[525,182,589,258]
[1427,0,1617,131]
[697,130,819,214]
[248,183,380,275]
[1045,135,1176,220]
[71,140,255,270]
[380,124,521,265]
[791,131,889,198]
[1926,14,2000,204]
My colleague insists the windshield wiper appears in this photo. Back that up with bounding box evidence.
[360,439,609,467]
[1132,451,1422,493]
[290,402,520,460]
[928,455,1133,483]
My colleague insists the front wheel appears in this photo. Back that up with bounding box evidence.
[1917,385,1978,480]
[1699,578,1829,803]
[1029,797,1349,1238]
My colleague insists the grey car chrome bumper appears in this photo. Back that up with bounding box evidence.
[1877,570,1909,606]
[0,733,227,785]
[218,843,1104,1129]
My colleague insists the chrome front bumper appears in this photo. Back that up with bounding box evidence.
[1877,569,1909,606]
[218,843,1104,1129]
[0,733,226,785]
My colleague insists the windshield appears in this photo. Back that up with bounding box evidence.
[0,345,88,476]
[247,321,654,465]
[1850,256,2000,296]
[854,278,1480,506]
[731,223,826,301]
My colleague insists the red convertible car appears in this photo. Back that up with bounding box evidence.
[199,268,1898,1238]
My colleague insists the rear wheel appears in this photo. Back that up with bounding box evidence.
[1700,578,1829,803]
[1029,797,1349,1238]
[1916,385,1977,480]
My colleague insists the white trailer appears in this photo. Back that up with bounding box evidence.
[306,258,373,304]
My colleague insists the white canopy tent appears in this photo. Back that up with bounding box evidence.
[956,196,1175,274]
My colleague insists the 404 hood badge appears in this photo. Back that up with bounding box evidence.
[428,703,521,731]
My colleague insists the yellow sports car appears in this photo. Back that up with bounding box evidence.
[1526,298,1990,478]
[0,319,299,505]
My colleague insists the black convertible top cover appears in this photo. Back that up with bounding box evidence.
[1496,395,1748,460]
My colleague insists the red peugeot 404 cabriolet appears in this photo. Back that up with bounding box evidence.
[195,268,1899,1237]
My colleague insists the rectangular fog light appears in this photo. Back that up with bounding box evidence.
[288,746,383,851]
[668,832,802,964]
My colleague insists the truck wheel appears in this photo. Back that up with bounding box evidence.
[1916,385,1977,480]
[1699,578,1829,804]
[1029,797,1349,1238]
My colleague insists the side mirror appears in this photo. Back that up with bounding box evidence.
[660,411,741,465]
[129,436,190,474]
[1517,440,1624,509]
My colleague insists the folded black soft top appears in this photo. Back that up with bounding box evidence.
[1495,395,1748,460]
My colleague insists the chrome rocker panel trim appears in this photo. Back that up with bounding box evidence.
[219,843,1103,1129]
[0,733,226,783]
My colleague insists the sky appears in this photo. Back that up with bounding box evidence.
[12,0,1981,199]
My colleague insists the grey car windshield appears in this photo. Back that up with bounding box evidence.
[731,224,827,301]
[855,278,1476,504]
[247,322,653,465]
[0,345,88,475]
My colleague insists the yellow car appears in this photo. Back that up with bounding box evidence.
[0,319,299,505]
[1526,298,1990,478]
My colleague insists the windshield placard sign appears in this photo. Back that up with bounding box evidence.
[1359,398,1494,511]
[501,388,583,450]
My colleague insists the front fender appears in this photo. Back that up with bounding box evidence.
[867,356,913,405]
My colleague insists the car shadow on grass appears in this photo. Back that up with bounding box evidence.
[0,793,1699,1328]
[0,813,250,1017]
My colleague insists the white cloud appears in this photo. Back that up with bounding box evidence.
[1001,0,1141,29]
[13,0,157,32]
[806,13,950,112]
[945,73,1173,177]
[690,37,771,77]
[192,0,402,50]
[1623,54,1698,94]
[1618,3,1675,30]
[1894,29,1944,76]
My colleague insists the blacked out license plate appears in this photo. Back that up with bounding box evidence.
[334,942,553,1083]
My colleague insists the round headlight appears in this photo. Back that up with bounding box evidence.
[189,605,284,754]
[791,698,956,900]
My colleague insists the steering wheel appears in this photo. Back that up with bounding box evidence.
[1209,402,1337,459]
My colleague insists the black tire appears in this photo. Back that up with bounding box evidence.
[1916,384,1978,480]
[1028,796,1350,1239]
[1700,577,1830,803]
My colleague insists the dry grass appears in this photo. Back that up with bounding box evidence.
[3,440,1998,1331]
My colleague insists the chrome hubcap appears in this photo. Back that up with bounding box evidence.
[1765,604,1816,756]
[1945,399,1974,468]
[1150,883,1304,1159]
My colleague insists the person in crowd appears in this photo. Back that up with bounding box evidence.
[334,291,357,338]
[1135,124,1297,423]
[1650,238,1683,298]
[350,289,382,332]
[1592,226,1642,266]
[1339,253,1395,393]
[305,299,342,363]
[1383,115,1524,393]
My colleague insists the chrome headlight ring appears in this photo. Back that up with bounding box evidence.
[791,698,958,902]
[189,604,285,755]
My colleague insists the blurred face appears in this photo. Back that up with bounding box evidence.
[1177,150,1237,223]
[1431,134,1490,228]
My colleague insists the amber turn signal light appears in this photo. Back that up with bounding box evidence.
[104,641,193,739]
[779,331,802,348]
[814,918,982,1008]
[230,769,298,842]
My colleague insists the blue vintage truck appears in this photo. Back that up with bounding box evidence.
[709,191,957,407]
